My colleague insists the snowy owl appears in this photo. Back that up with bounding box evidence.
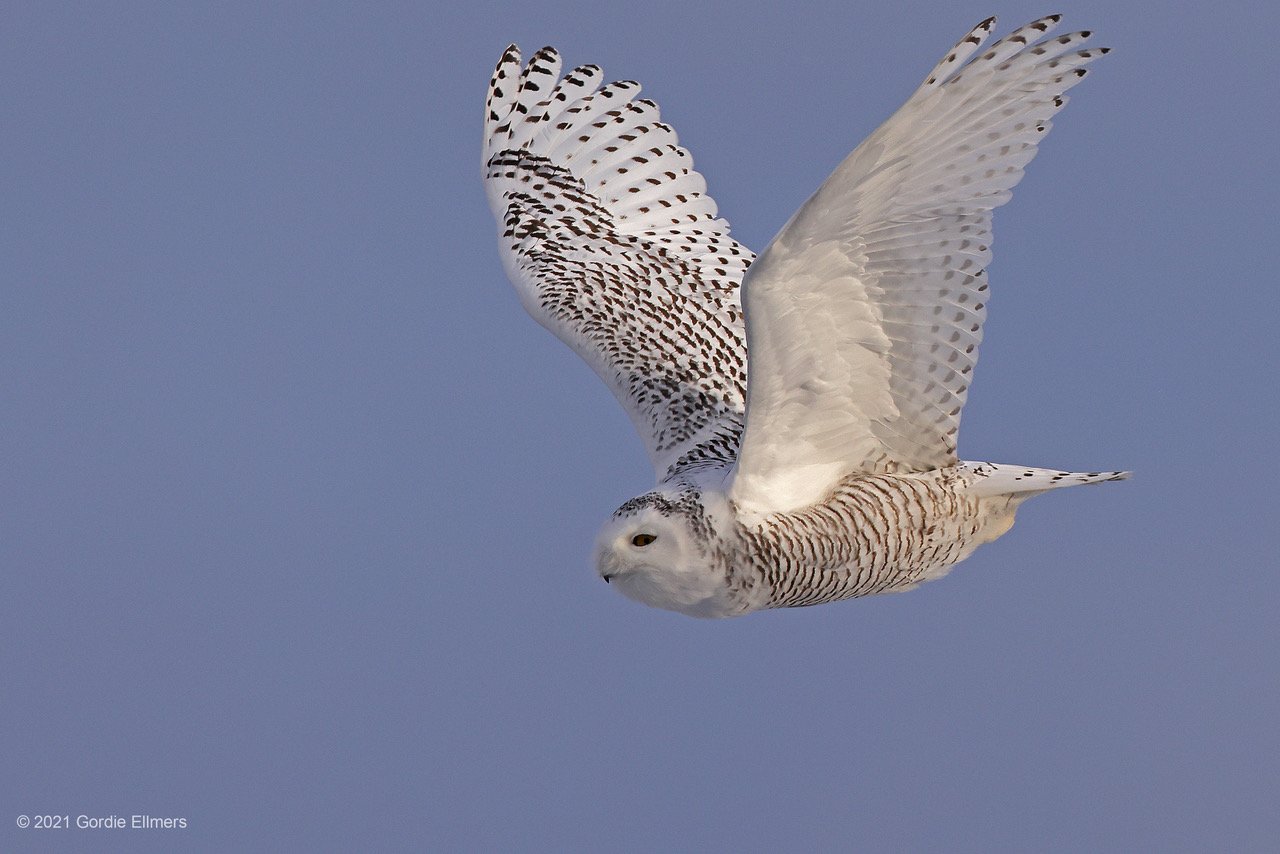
[483,15,1128,618]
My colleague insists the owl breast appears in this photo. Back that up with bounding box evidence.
[727,469,1014,610]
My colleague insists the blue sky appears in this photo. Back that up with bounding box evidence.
[4,1,1276,851]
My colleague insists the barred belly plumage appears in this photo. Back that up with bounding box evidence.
[739,471,1003,609]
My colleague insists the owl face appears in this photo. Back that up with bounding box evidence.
[593,496,730,618]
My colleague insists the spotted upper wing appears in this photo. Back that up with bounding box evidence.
[730,16,1108,513]
[484,46,753,479]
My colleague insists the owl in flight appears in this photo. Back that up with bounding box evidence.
[483,15,1127,617]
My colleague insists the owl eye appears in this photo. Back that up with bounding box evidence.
[631,533,657,547]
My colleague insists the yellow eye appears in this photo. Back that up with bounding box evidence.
[631,533,657,547]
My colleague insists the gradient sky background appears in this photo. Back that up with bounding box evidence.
[4,1,1277,851]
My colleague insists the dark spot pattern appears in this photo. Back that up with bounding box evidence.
[483,47,753,473]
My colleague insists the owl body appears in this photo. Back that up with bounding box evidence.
[597,463,1081,617]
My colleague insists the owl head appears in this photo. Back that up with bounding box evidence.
[592,490,732,618]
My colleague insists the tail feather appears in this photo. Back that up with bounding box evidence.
[963,462,1130,497]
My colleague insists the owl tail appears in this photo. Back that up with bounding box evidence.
[961,462,1131,498]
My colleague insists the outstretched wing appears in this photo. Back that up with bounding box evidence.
[730,16,1108,513]
[484,46,753,480]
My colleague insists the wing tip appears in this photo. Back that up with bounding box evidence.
[529,45,560,66]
